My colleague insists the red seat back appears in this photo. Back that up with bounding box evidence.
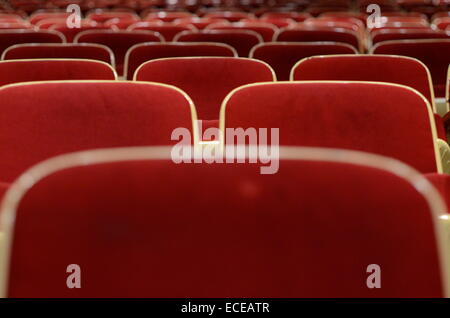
[222,82,440,173]
[75,30,163,76]
[174,30,262,56]
[0,30,65,56]
[0,81,196,182]
[250,42,357,81]
[2,43,115,66]
[372,39,450,98]
[371,29,449,45]
[125,42,236,80]
[2,146,447,297]
[127,22,195,41]
[135,57,275,121]
[0,59,116,86]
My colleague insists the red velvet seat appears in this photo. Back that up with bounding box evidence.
[127,22,195,41]
[275,26,361,52]
[206,22,278,42]
[135,57,275,122]
[371,29,449,45]
[432,17,450,30]
[86,11,139,23]
[0,81,196,182]
[173,17,229,30]
[0,59,117,86]
[143,11,193,22]
[371,39,450,98]
[124,42,236,80]
[2,43,115,67]
[50,22,112,43]
[29,12,71,25]
[35,18,70,29]
[261,11,311,22]
[174,30,262,57]
[203,11,253,22]
[1,146,448,297]
[250,42,357,81]
[221,82,441,173]
[74,30,164,76]
[0,30,65,56]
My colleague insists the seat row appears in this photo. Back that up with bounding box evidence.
[0,55,448,130]
[1,37,449,97]
[0,145,449,297]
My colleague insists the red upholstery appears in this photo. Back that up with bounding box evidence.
[4,149,445,297]
[135,57,275,121]
[371,29,449,45]
[174,30,262,57]
[0,181,9,200]
[275,26,360,52]
[0,30,65,56]
[433,17,450,30]
[0,22,32,29]
[29,12,70,25]
[143,11,193,22]
[50,23,112,43]
[35,18,70,29]
[426,173,450,212]
[125,42,236,80]
[0,59,116,86]
[206,22,278,42]
[250,42,357,81]
[2,43,114,66]
[250,17,296,28]
[86,11,139,23]
[173,17,229,30]
[372,39,450,98]
[0,81,195,182]
[261,12,311,22]
[223,82,439,173]
[127,22,195,41]
[102,17,138,30]
[75,30,163,76]
[203,11,252,22]
[291,55,434,104]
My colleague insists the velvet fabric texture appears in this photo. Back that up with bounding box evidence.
[127,22,194,41]
[6,158,443,297]
[0,81,194,182]
[0,30,64,56]
[0,60,116,86]
[206,22,277,42]
[371,29,449,45]
[252,42,357,80]
[75,30,163,75]
[175,30,262,57]
[372,40,450,98]
[275,27,360,52]
[125,43,236,80]
[223,82,438,173]
[2,43,114,65]
[135,57,275,120]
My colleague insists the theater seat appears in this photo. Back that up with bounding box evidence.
[127,22,196,41]
[0,146,448,297]
[275,26,361,52]
[174,30,262,57]
[2,43,115,67]
[371,39,450,98]
[250,42,357,81]
[134,57,275,125]
[124,42,237,80]
[0,30,65,56]
[221,82,442,174]
[0,81,197,182]
[291,54,447,139]
[0,59,117,86]
[74,30,164,76]
[371,29,449,45]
